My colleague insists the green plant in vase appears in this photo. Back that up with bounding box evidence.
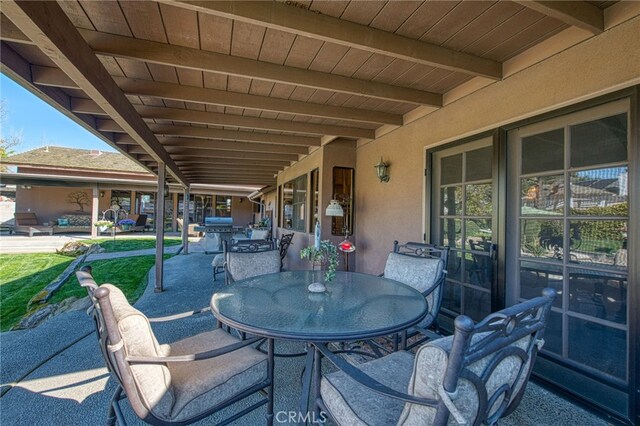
[300,240,339,283]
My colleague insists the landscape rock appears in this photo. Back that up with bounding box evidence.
[13,305,58,330]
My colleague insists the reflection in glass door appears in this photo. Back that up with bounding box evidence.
[432,137,496,322]
[507,100,630,417]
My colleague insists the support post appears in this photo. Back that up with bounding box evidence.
[155,163,166,292]
[172,192,178,232]
[182,186,190,255]
[91,184,99,238]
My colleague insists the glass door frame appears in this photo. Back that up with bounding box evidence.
[506,97,633,421]
[500,89,638,425]
[426,130,505,323]
[425,87,639,424]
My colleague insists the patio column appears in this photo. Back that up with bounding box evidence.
[182,186,190,255]
[172,193,178,232]
[155,163,166,293]
[91,184,99,238]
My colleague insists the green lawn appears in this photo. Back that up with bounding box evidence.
[0,253,172,331]
[49,254,171,304]
[0,253,74,331]
[83,237,182,253]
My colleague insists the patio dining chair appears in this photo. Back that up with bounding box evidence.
[278,233,294,269]
[371,241,449,353]
[224,239,280,285]
[313,288,556,426]
[75,267,274,426]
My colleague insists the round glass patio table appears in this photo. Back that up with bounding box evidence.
[210,270,427,342]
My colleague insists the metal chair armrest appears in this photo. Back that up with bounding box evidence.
[313,342,438,407]
[127,336,264,364]
[147,306,211,322]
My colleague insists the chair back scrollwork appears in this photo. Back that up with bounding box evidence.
[278,233,295,268]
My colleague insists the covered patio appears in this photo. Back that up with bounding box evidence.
[1,1,638,424]
[0,252,607,425]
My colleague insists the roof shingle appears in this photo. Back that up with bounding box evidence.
[6,146,150,174]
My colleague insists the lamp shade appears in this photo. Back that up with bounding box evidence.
[338,238,356,253]
[325,199,344,217]
[374,157,390,182]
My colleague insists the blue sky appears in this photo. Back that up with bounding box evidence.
[1,73,114,153]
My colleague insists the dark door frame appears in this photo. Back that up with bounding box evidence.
[425,87,638,425]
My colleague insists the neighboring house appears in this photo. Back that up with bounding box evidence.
[2,146,254,233]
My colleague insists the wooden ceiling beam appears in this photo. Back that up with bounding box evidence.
[165,147,298,161]
[136,147,298,161]
[183,170,276,177]
[159,137,309,155]
[135,105,375,139]
[175,162,287,170]
[70,97,108,115]
[0,13,30,43]
[166,0,502,80]
[181,170,281,176]
[180,164,281,172]
[514,1,604,34]
[190,179,276,185]
[80,29,441,106]
[173,157,291,167]
[31,66,402,125]
[97,118,125,132]
[31,64,77,89]
[149,124,320,147]
[2,1,188,186]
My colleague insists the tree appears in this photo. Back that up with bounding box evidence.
[0,100,22,171]
[67,191,90,212]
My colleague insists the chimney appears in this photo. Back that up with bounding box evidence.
[90,149,101,156]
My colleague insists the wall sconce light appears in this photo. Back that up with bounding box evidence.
[99,191,105,198]
[374,157,390,183]
[325,199,344,217]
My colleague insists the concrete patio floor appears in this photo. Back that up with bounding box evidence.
[0,253,613,425]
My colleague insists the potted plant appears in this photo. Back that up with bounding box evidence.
[94,220,113,233]
[300,240,339,292]
[117,218,136,231]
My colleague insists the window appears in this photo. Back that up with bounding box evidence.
[311,169,319,229]
[215,195,232,217]
[282,174,307,232]
[111,191,131,213]
[331,167,354,236]
[193,195,213,224]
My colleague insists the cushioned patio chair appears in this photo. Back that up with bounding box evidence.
[371,241,449,353]
[223,239,280,285]
[313,288,556,426]
[11,212,53,237]
[212,239,278,282]
[75,267,274,426]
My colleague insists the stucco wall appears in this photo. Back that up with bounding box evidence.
[15,185,110,225]
[355,16,640,274]
[275,141,358,270]
[231,196,253,226]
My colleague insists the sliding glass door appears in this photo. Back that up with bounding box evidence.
[431,137,497,322]
[506,99,630,417]
[428,96,636,422]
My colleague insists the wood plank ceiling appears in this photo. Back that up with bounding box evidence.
[0,0,614,187]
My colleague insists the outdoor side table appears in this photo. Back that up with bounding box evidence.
[210,270,428,422]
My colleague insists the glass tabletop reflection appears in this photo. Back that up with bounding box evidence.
[211,271,427,342]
